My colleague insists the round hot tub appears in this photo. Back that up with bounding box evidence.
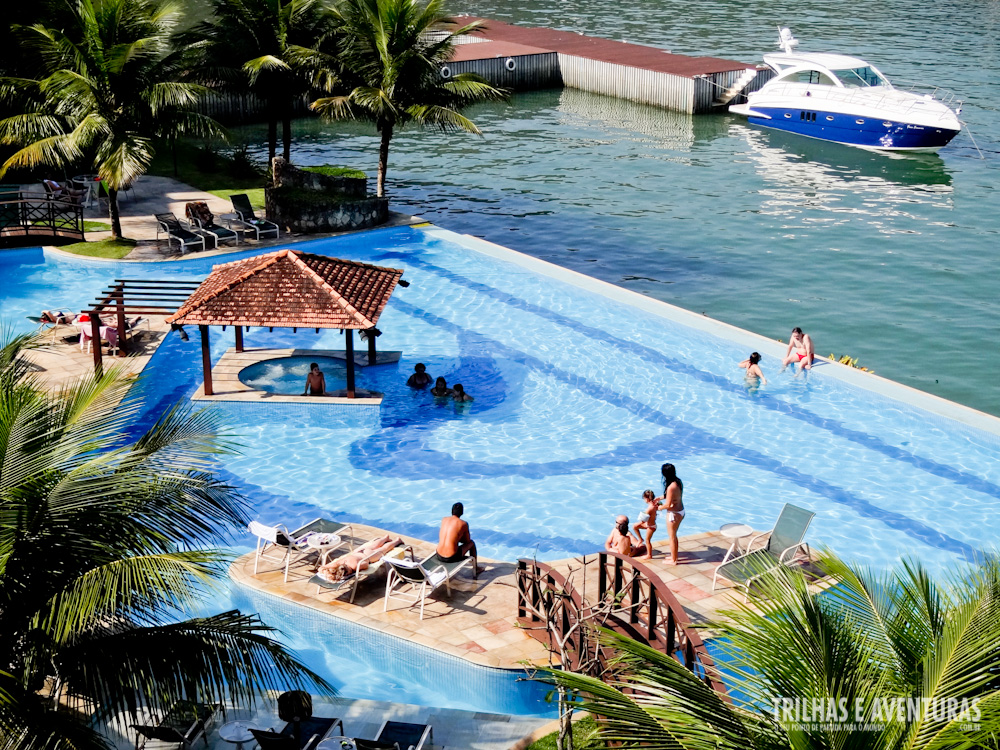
[238,355,350,395]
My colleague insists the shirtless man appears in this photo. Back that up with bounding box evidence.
[781,327,814,373]
[437,502,479,577]
[605,515,647,558]
[303,362,326,396]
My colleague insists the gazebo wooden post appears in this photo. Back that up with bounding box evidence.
[367,330,377,366]
[91,310,103,375]
[344,329,356,398]
[200,325,214,396]
[235,326,244,352]
[114,284,127,354]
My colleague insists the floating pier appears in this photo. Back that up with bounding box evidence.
[447,17,772,114]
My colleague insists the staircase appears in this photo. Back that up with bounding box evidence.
[714,68,759,106]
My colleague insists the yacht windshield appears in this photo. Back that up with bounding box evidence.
[832,66,886,87]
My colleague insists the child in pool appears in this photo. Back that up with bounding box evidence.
[632,489,658,560]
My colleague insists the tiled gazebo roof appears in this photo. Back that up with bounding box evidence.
[166,250,404,329]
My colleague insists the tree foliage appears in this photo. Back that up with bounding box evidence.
[0,332,329,750]
[541,553,1000,750]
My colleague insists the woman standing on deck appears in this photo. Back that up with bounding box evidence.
[658,463,685,564]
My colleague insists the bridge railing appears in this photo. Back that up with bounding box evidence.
[0,192,85,243]
[516,553,728,697]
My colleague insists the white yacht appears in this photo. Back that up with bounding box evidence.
[730,28,962,152]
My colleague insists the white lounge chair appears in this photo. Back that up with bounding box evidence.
[310,544,406,604]
[383,552,472,620]
[248,517,353,582]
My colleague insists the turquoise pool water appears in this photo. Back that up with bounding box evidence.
[239,356,352,394]
[5,225,1000,709]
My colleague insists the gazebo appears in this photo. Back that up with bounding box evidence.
[166,249,405,398]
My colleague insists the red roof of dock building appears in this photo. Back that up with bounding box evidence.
[451,40,553,62]
[452,17,753,76]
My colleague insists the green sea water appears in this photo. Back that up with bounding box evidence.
[186,0,1000,415]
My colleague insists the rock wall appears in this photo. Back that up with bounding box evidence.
[266,158,388,233]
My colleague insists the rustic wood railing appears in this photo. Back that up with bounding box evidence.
[0,193,84,243]
[516,553,728,696]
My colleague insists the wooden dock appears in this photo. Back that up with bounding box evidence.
[447,18,772,114]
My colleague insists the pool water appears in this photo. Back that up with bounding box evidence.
[6,225,1000,710]
[239,356,351,394]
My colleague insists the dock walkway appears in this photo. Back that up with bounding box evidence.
[447,17,768,113]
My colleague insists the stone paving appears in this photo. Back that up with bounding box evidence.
[231,522,822,670]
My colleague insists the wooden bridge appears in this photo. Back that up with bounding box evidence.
[0,191,84,245]
[516,551,728,696]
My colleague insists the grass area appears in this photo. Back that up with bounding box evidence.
[59,238,136,259]
[83,220,111,232]
[207,187,265,210]
[148,140,267,208]
[301,165,367,179]
[528,716,599,750]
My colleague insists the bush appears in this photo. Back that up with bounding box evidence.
[302,165,367,179]
[230,144,264,180]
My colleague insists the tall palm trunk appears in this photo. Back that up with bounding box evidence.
[267,104,278,165]
[282,111,292,162]
[377,124,392,198]
[108,187,122,239]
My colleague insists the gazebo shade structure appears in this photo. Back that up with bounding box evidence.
[166,249,404,398]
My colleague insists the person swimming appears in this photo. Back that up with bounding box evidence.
[739,352,768,386]
[303,362,326,396]
[406,363,433,388]
[452,383,474,402]
[430,376,453,397]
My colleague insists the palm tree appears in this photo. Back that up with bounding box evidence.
[0,0,221,239]
[310,0,506,198]
[180,0,337,165]
[0,331,328,750]
[542,553,1000,749]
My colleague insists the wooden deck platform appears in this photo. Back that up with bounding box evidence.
[446,18,770,113]
[230,523,820,671]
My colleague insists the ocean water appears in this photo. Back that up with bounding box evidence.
[220,0,1000,415]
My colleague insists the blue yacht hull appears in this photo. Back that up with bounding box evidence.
[748,108,959,151]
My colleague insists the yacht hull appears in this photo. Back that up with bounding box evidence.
[737,107,959,152]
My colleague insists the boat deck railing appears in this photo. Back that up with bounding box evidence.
[758,82,960,122]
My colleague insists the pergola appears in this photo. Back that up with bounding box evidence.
[165,249,405,398]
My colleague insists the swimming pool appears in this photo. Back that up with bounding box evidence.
[239,356,352,394]
[6,228,1000,576]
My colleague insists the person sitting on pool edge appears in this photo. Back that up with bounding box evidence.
[430,376,453,397]
[452,383,474,402]
[406,362,433,388]
[781,327,814,374]
[435,502,480,577]
[605,514,646,558]
[303,362,326,396]
[316,535,404,581]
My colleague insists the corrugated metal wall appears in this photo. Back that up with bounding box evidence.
[446,52,561,90]
[192,92,311,124]
[557,55,695,113]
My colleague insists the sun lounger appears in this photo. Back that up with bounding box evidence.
[383,551,472,620]
[131,700,218,750]
[185,201,239,248]
[229,193,279,240]
[355,720,433,750]
[712,503,815,601]
[310,544,407,604]
[248,517,353,582]
[155,212,206,253]
[250,716,343,750]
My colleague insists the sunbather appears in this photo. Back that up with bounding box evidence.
[316,535,403,581]
[40,310,74,324]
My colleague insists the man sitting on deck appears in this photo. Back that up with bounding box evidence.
[436,502,480,578]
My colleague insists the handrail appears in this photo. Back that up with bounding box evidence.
[0,193,85,243]
[516,554,728,698]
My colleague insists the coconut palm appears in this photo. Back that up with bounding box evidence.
[180,0,338,165]
[310,0,506,197]
[0,0,221,239]
[541,553,1000,749]
[0,331,328,750]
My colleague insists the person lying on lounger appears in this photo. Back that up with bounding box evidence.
[316,535,404,581]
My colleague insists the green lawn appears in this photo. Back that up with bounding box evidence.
[528,716,599,750]
[59,238,136,259]
[148,141,267,209]
[208,187,265,210]
[83,220,111,232]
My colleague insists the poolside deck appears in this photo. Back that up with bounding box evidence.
[230,523,822,670]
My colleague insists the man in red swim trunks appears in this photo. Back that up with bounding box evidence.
[436,502,480,577]
[781,327,814,373]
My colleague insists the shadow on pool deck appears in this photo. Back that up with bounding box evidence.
[230,523,826,671]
